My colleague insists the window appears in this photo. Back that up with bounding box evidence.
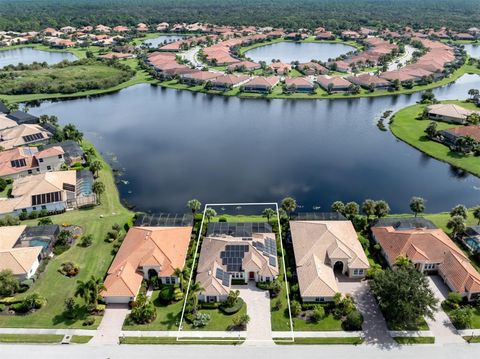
[41,205,47,210]
[47,166,51,171]
[10,159,26,167]
[31,191,61,205]
[315,297,325,302]
[39,158,44,163]
[165,277,171,284]
[63,183,76,192]
[353,269,364,276]
[22,133,44,143]
[424,263,435,270]
[28,170,32,174]
[58,154,63,159]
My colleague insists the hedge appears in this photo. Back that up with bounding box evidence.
[220,298,244,315]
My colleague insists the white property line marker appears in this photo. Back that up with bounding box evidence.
[176,202,294,343]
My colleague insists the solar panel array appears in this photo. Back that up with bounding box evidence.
[215,267,231,287]
[220,244,249,272]
[253,237,278,268]
[206,222,272,237]
[22,133,44,143]
[135,213,194,227]
[293,212,346,221]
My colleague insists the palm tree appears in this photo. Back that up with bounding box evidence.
[281,197,297,219]
[395,256,411,268]
[74,279,91,305]
[187,281,205,311]
[374,200,390,218]
[331,201,345,215]
[174,267,188,290]
[87,276,106,306]
[473,205,480,225]
[262,208,276,224]
[361,199,376,220]
[204,208,217,223]
[410,197,425,217]
[89,160,103,178]
[92,181,105,202]
[450,204,468,220]
[187,199,201,217]
[447,215,466,238]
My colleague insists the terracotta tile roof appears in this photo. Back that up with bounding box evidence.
[427,104,477,121]
[0,124,51,150]
[0,225,26,250]
[316,75,352,89]
[444,125,480,141]
[242,76,279,88]
[440,251,480,294]
[210,74,249,86]
[35,146,64,158]
[0,146,39,177]
[284,77,314,88]
[103,226,192,298]
[290,221,369,298]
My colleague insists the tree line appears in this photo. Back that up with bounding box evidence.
[0,0,480,32]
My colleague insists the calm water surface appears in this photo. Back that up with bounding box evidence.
[0,48,77,67]
[245,42,356,63]
[29,74,480,214]
[464,44,480,59]
[143,35,185,48]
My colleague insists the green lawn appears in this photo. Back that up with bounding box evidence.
[120,336,245,345]
[464,336,480,343]
[393,336,435,344]
[386,317,429,331]
[0,141,134,329]
[0,183,12,198]
[444,306,480,329]
[210,214,270,223]
[0,334,64,343]
[70,335,93,344]
[123,291,247,331]
[390,99,480,177]
[274,337,364,345]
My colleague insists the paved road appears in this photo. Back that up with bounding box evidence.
[181,46,204,68]
[1,342,479,359]
[387,45,415,72]
[426,275,464,344]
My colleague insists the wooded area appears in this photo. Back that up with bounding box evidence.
[0,0,479,32]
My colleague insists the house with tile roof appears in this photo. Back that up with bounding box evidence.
[372,226,480,301]
[290,220,369,302]
[284,77,315,93]
[241,76,279,93]
[0,124,52,150]
[102,226,192,303]
[426,104,479,124]
[0,146,64,179]
[196,223,279,302]
[316,75,352,92]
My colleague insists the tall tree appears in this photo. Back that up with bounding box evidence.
[187,199,201,217]
[344,201,359,219]
[204,208,217,223]
[473,205,480,225]
[371,264,438,329]
[410,197,426,217]
[262,208,276,224]
[374,200,390,218]
[447,215,466,238]
[281,197,297,218]
[89,160,103,178]
[361,199,376,220]
[331,201,345,215]
[450,204,468,220]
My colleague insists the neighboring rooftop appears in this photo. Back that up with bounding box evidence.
[372,217,437,230]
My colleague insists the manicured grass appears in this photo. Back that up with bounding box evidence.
[210,214,269,223]
[443,305,480,329]
[393,336,435,344]
[386,317,429,331]
[0,141,134,329]
[120,336,245,345]
[464,336,480,343]
[390,99,480,177]
[70,335,93,344]
[0,334,63,343]
[274,337,364,345]
[123,291,247,331]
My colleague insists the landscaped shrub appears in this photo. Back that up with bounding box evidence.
[83,317,95,326]
[450,307,472,329]
[173,287,184,301]
[0,269,20,296]
[200,302,221,309]
[220,298,245,315]
[231,314,250,330]
[80,234,93,247]
[290,300,302,317]
[192,312,210,328]
[218,217,227,222]
[158,285,175,303]
[272,299,283,312]
[343,310,364,331]
[129,293,156,324]
[310,306,326,323]
[59,262,80,277]
[10,302,28,313]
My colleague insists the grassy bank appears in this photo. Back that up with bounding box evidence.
[0,141,134,329]
[0,334,64,343]
[274,337,364,345]
[390,100,480,177]
[120,336,245,345]
[393,337,435,344]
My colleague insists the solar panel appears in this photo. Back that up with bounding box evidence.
[10,158,27,168]
[134,213,194,227]
[269,256,277,267]
[22,133,44,143]
[206,222,273,237]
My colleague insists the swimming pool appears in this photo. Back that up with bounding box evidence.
[465,238,480,252]
[28,238,50,249]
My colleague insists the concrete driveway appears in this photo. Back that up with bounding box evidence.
[426,275,464,344]
[233,282,273,344]
[90,304,130,345]
[337,278,394,348]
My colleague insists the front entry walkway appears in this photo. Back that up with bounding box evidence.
[233,282,273,345]
[90,304,130,345]
[337,279,395,348]
[426,275,464,344]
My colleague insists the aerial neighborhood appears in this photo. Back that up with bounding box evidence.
[1,0,480,355]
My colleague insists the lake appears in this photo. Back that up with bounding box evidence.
[464,44,480,59]
[244,41,357,64]
[143,35,185,48]
[0,47,77,67]
[28,74,480,214]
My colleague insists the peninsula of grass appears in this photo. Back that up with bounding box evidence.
[0,334,64,343]
[390,99,480,177]
[393,337,435,344]
[120,336,245,345]
[274,337,364,345]
[0,141,134,329]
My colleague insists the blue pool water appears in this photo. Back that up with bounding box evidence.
[465,238,480,251]
[29,239,50,249]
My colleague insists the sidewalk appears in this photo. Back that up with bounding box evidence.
[0,328,96,336]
